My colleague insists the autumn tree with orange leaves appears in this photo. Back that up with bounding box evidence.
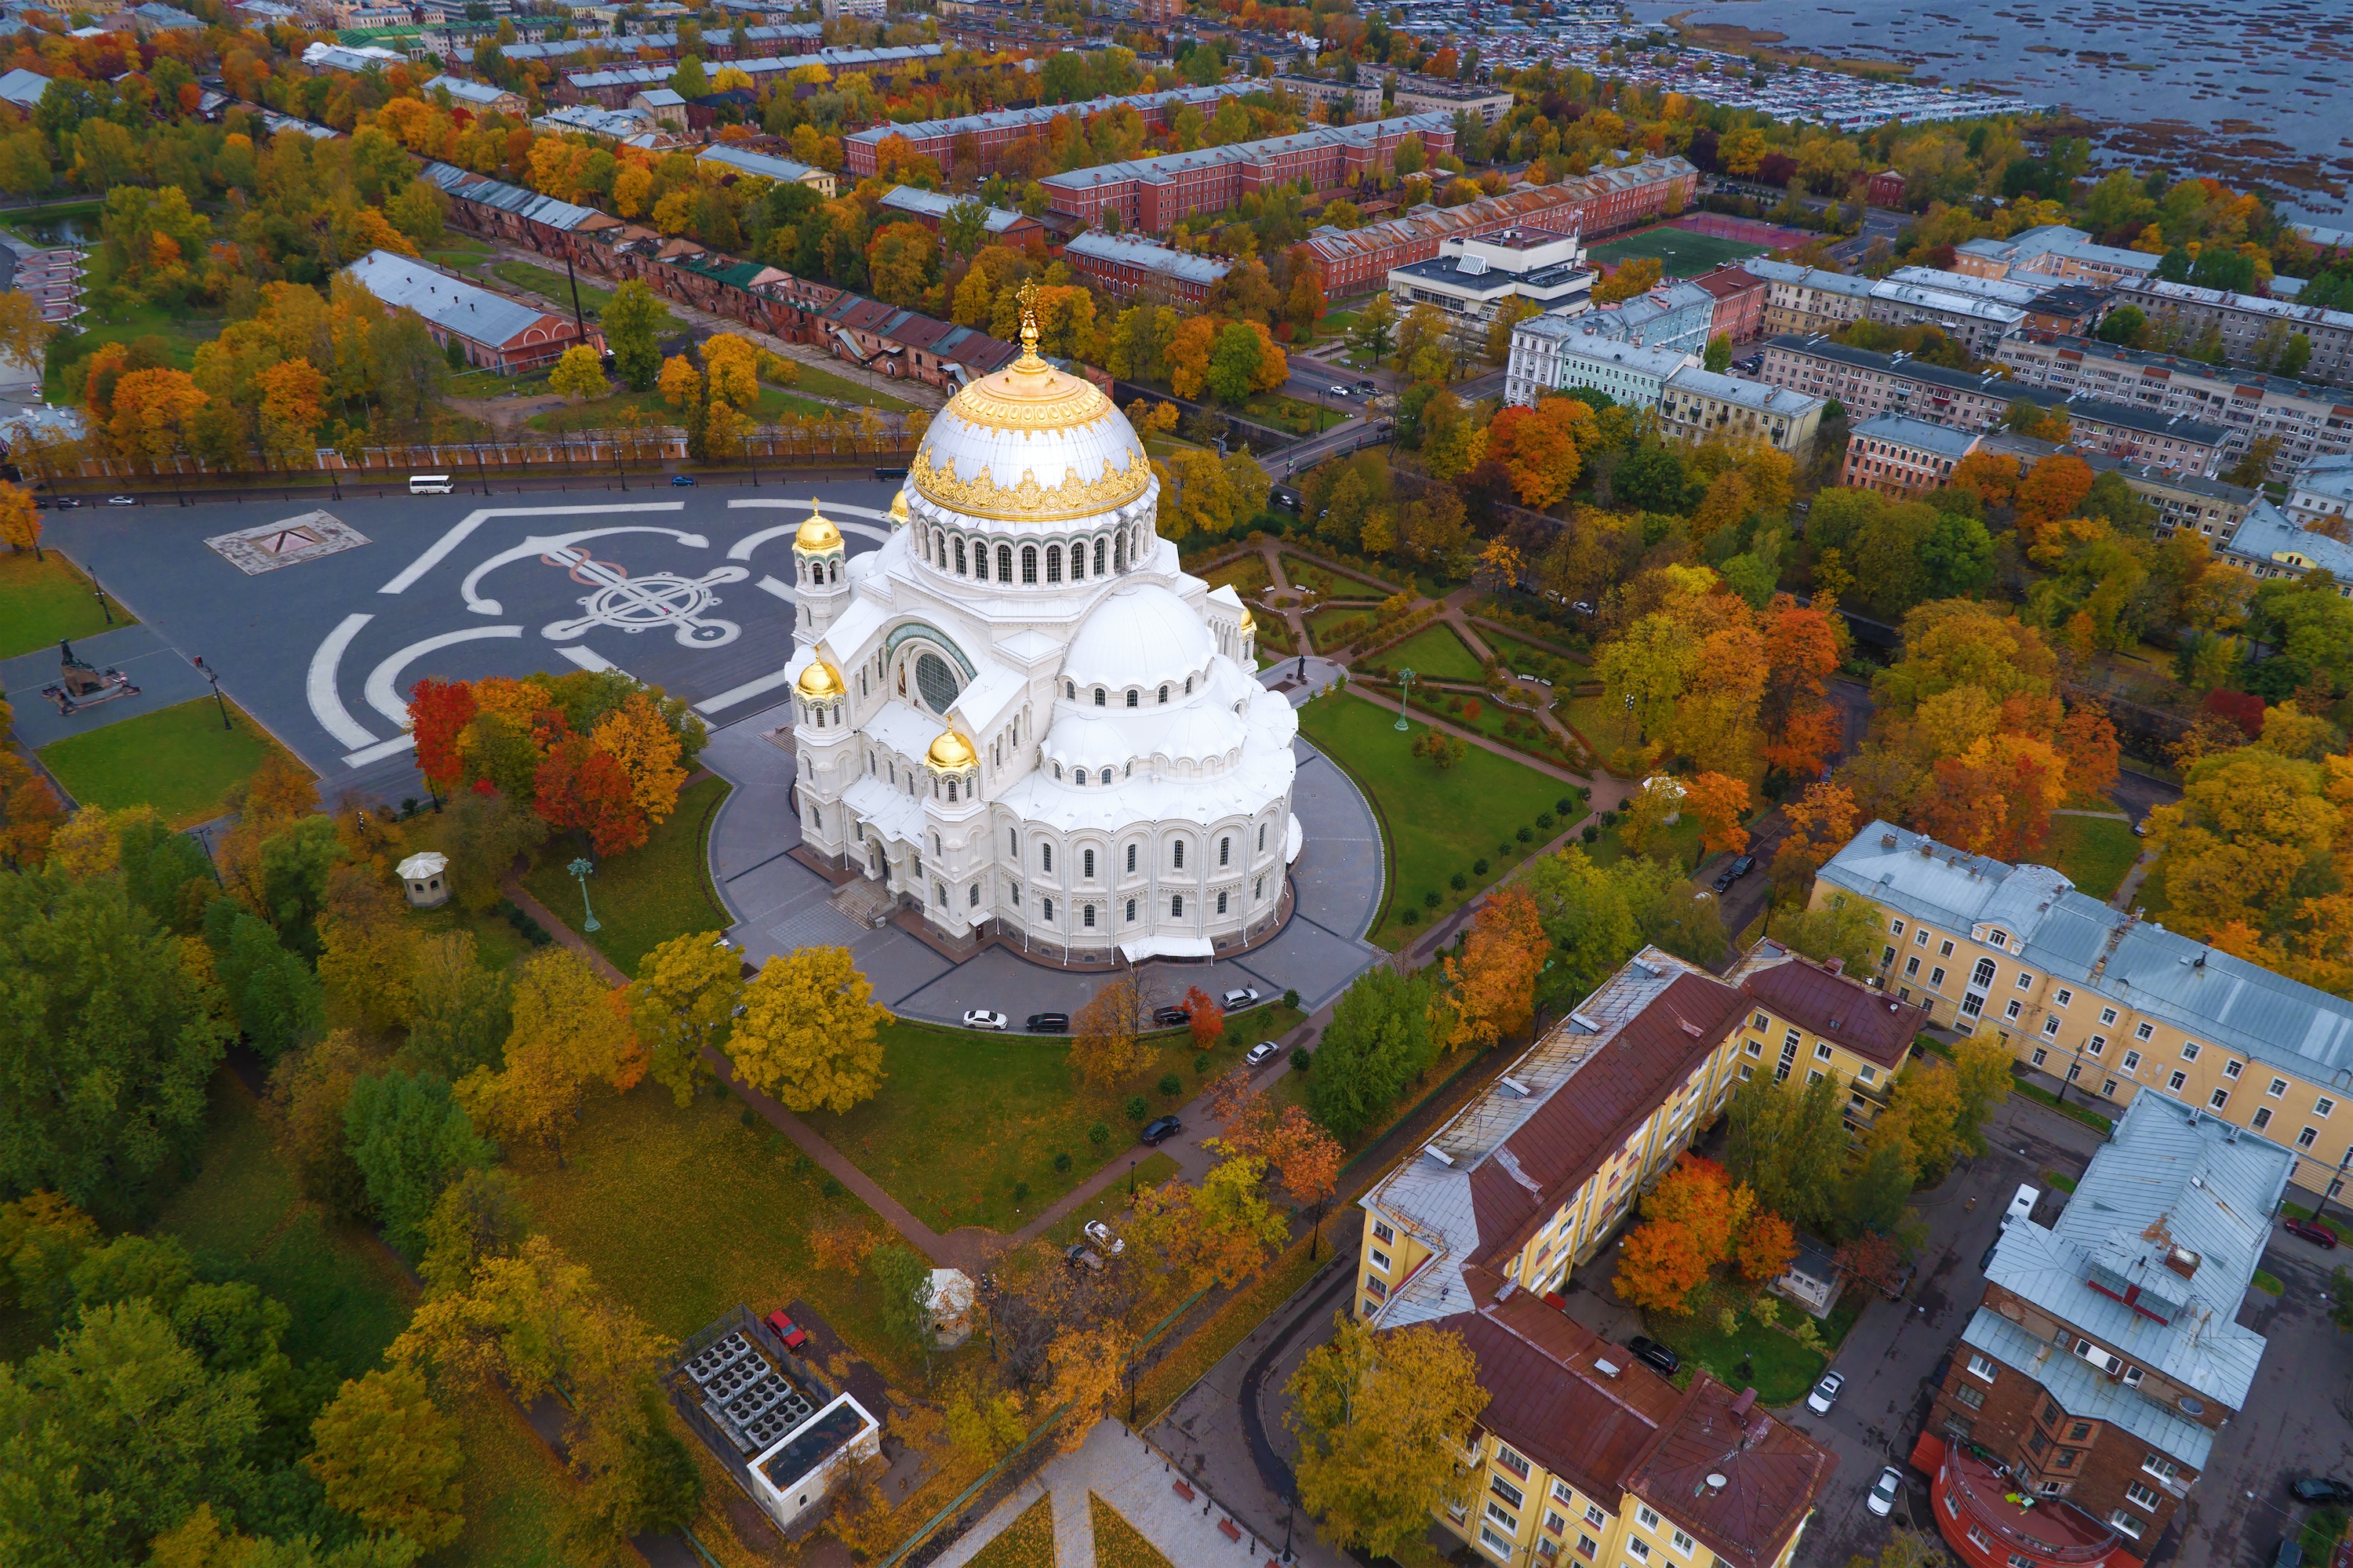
[1613,1155,1796,1315]
[1209,1073,1346,1255]
[1759,596,1846,780]
[1443,886,1548,1051]
[1682,772,1751,860]
[1184,985,1224,1050]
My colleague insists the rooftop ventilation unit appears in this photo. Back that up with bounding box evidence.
[1569,1010,1604,1033]
[1594,1358,1620,1378]
[1422,1144,1455,1168]
[1497,1075,1531,1098]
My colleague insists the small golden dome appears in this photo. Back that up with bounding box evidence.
[796,660,842,697]
[795,506,842,551]
[889,488,911,525]
[927,729,976,769]
[1239,603,1257,631]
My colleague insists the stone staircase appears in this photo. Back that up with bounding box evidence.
[829,875,898,929]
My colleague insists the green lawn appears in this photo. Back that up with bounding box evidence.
[47,300,226,393]
[518,1083,931,1381]
[0,548,132,658]
[801,1015,1286,1232]
[1644,1297,1827,1407]
[771,358,918,414]
[490,259,628,321]
[38,697,304,828]
[1377,622,1486,682]
[520,774,731,975]
[1297,690,1573,948]
[1305,603,1375,648]
[526,383,820,434]
[2043,815,2140,902]
[1585,227,1769,278]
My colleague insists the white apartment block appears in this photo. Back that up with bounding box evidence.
[1996,333,2353,483]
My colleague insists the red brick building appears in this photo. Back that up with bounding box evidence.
[1919,1090,2292,1568]
[1040,114,1456,234]
[842,83,1243,177]
[1297,155,1698,297]
[1063,231,1228,306]
[1691,263,1767,344]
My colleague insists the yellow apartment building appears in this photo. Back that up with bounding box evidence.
[1814,820,2353,1202]
[1725,939,1930,1140]
[1354,947,1836,1568]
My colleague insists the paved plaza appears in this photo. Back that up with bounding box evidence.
[39,484,1387,1026]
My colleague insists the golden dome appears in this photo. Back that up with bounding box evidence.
[889,488,911,525]
[927,729,976,769]
[1239,603,1257,631]
[795,660,842,697]
[795,505,842,551]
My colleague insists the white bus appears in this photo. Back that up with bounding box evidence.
[408,474,454,495]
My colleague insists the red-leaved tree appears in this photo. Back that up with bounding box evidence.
[534,731,647,857]
[406,677,477,796]
[1184,986,1224,1049]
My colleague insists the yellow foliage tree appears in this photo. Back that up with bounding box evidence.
[547,344,607,403]
[700,333,761,409]
[729,946,891,1113]
[304,1362,464,1550]
[458,947,644,1159]
[657,353,703,411]
[625,930,743,1106]
[589,690,689,824]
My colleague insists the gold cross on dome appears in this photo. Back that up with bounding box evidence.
[1016,279,1042,361]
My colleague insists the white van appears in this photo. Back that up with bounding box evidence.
[2002,1184,2041,1230]
[408,474,453,495]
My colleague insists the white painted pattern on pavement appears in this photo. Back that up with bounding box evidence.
[555,646,619,673]
[308,611,380,749]
[377,502,686,595]
[341,734,421,769]
[362,625,523,729]
[695,664,804,715]
[460,526,711,616]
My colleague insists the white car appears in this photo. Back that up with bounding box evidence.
[105,495,137,506]
[1082,1220,1124,1255]
[1246,1040,1281,1066]
[1806,1370,1844,1415]
[1866,1465,1902,1517]
[1222,987,1262,1009]
[962,1010,1009,1031]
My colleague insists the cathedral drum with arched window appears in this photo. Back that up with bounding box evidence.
[784,293,1299,951]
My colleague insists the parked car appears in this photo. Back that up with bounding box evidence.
[1867,1466,1902,1517]
[31,496,46,508]
[2275,1537,2304,1568]
[1140,1115,1183,1146]
[1222,987,1262,1008]
[2291,1477,2353,1505]
[1711,854,1756,893]
[1806,1370,1844,1415]
[1082,1221,1125,1255]
[2002,1184,2040,1230]
[1245,1040,1281,1066]
[764,1310,810,1353]
[1151,1006,1191,1028]
[1064,1243,1104,1272]
[2284,1218,2339,1250]
[53,496,81,508]
[1627,1336,1679,1376]
[1025,1012,1069,1033]
[670,473,696,486]
[961,1010,1008,1031]
[105,495,137,506]
[2133,816,2151,837]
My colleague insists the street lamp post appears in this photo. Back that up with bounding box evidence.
[93,575,115,626]
[1394,667,1417,731]
[569,856,601,932]
[192,655,231,730]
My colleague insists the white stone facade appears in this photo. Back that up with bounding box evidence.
[784,326,1299,958]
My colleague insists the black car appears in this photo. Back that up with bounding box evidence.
[1711,854,1757,893]
[2292,1477,2353,1505]
[1151,1005,1191,1028]
[1025,1012,1070,1033]
[1627,1335,1679,1376]
[1140,1115,1183,1146]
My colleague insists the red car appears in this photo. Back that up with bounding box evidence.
[766,1310,811,1352]
[2284,1218,2339,1250]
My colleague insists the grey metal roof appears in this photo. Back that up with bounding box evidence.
[1818,820,2353,1086]
[0,67,48,107]
[1744,258,1876,299]
[1066,231,1230,286]
[1849,411,1982,458]
[877,185,1027,234]
[1980,1089,2289,1418]
[1960,1309,2216,1469]
[420,162,602,230]
[699,144,820,184]
[341,249,555,349]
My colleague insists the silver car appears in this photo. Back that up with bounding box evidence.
[1246,1039,1281,1066]
[1082,1220,1124,1255]
[962,1010,1008,1031]
[1806,1370,1844,1415]
[1867,1465,1901,1517]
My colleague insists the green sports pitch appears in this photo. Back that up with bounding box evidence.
[1584,228,1770,278]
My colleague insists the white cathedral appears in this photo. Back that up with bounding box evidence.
[781,305,1301,957]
